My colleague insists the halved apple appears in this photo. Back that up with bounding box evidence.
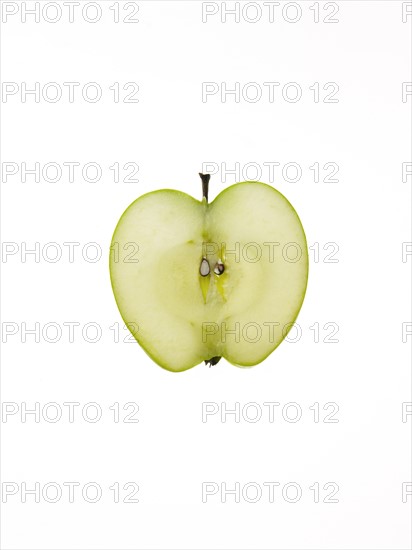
[110,176,308,372]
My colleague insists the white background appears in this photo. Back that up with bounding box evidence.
[1,1,411,549]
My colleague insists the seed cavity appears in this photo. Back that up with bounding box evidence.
[200,258,210,277]
[214,261,225,275]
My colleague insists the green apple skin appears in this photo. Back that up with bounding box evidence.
[110,181,308,372]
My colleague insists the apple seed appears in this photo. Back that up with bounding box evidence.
[200,258,210,276]
[214,261,225,275]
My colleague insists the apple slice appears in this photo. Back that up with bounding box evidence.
[110,176,308,372]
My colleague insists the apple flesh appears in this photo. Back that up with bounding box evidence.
[110,178,308,372]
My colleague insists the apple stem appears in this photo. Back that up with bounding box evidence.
[199,173,211,202]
